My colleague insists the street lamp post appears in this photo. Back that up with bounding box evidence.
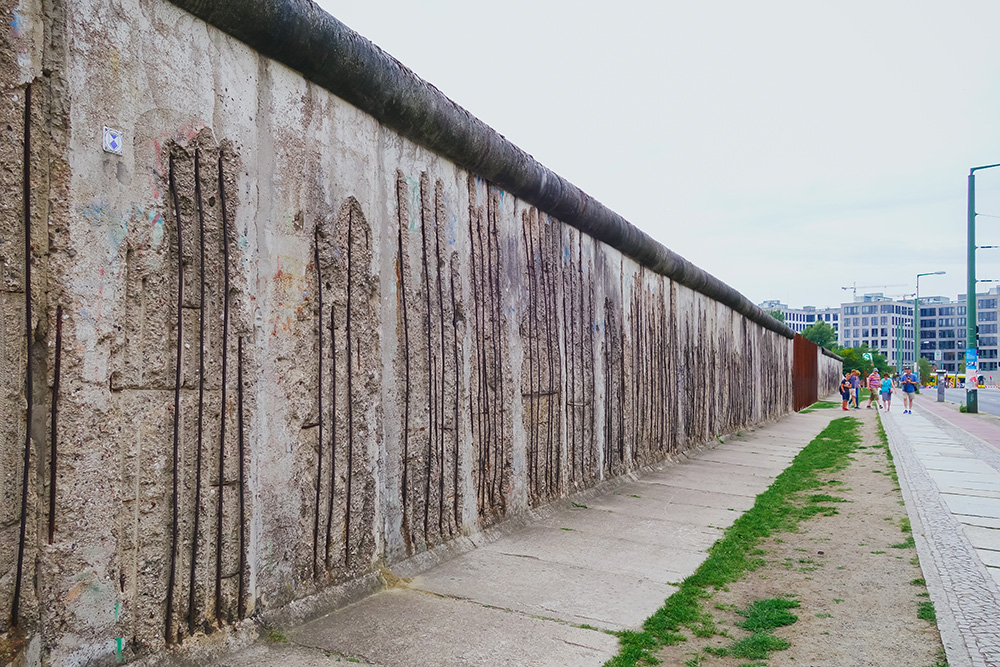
[915,271,946,381]
[967,163,1000,413]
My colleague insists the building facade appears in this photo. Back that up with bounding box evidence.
[762,287,1000,380]
[760,300,839,335]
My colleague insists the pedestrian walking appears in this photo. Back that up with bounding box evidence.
[900,366,918,413]
[881,373,893,411]
[850,369,862,409]
[840,372,852,411]
[866,369,881,409]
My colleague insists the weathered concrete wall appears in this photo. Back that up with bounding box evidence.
[2,1,825,665]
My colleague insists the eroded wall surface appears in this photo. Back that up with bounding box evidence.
[1,1,804,664]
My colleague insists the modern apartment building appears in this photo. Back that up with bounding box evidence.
[838,293,914,370]
[759,300,840,335]
[918,287,1000,378]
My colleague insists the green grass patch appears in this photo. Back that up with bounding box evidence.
[800,400,840,413]
[734,598,799,632]
[705,632,791,660]
[890,536,915,549]
[265,630,287,644]
[604,417,862,666]
[918,601,937,624]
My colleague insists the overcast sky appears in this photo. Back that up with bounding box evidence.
[315,1,1000,310]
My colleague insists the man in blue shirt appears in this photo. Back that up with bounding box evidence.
[900,366,918,414]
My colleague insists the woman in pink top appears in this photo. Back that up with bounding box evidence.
[866,370,881,409]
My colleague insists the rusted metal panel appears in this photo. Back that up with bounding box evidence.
[792,334,819,411]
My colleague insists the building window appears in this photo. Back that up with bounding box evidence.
[979,298,998,310]
[982,324,998,334]
[979,311,998,322]
[982,336,998,347]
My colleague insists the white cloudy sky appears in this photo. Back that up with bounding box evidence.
[316,0,1000,310]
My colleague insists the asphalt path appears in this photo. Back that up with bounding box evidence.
[942,387,1000,417]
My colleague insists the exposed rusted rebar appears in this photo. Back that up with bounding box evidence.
[48,304,62,544]
[13,83,32,627]
[215,153,232,623]
[165,153,185,645]
[312,228,323,579]
[188,148,207,633]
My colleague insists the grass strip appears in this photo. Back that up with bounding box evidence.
[798,400,840,413]
[604,416,862,667]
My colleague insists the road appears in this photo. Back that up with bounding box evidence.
[941,387,1000,417]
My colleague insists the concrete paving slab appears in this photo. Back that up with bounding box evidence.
[287,588,619,666]
[411,549,675,630]
[480,525,710,581]
[215,643,376,667]
[631,470,776,497]
[961,524,1000,551]
[977,549,1000,569]
[938,486,1000,500]
[940,493,1000,519]
[919,457,999,475]
[956,514,1000,530]
[690,449,792,469]
[632,480,758,509]
[531,509,722,548]
[927,470,1000,493]
[583,494,737,528]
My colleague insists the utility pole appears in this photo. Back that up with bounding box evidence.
[967,163,1000,413]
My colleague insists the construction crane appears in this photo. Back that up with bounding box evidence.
[841,282,906,300]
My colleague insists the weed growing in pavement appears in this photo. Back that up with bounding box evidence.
[265,630,287,643]
[918,600,937,624]
[604,417,862,667]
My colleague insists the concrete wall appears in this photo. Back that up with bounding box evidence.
[2,1,827,664]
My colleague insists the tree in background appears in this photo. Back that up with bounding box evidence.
[800,320,837,350]
[917,357,933,383]
[767,309,786,323]
[838,344,891,376]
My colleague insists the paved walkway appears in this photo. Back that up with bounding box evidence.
[206,410,840,667]
[883,394,1000,667]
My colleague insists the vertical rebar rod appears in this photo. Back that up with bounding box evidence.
[187,148,206,633]
[324,305,336,568]
[419,177,434,542]
[48,304,62,544]
[522,214,536,499]
[396,175,412,552]
[468,202,485,515]
[449,253,460,530]
[12,83,32,627]
[215,153,231,623]
[433,184,447,537]
[312,230,323,578]
[165,153,185,645]
[344,205,355,566]
[236,336,247,619]
[485,193,501,508]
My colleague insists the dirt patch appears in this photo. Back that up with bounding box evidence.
[652,409,946,667]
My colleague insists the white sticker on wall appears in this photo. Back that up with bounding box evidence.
[103,126,123,155]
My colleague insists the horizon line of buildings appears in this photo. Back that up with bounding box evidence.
[760,287,1000,380]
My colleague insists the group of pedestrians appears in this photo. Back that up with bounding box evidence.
[839,366,920,413]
